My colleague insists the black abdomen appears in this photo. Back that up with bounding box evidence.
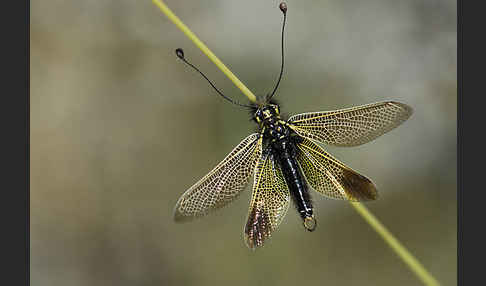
[272,138,316,231]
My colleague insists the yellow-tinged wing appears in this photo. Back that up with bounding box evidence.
[288,101,412,147]
[244,151,290,250]
[296,138,377,201]
[174,133,262,222]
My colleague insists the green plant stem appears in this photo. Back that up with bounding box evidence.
[152,1,440,285]
[152,0,257,103]
[350,202,440,286]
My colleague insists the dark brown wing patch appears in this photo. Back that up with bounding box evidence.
[244,152,290,250]
[244,203,272,249]
[296,138,377,201]
[340,168,378,201]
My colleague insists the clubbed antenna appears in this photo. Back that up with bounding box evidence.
[175,48,253,108]
[267,2,288,101]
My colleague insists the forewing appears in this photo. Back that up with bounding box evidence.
[296,138,377,201]
[244,151,290,250]
[174,133,262,222]
[288,101,412,147]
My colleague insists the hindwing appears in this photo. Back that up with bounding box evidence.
[244,150,290,250]
[296,138,377,201]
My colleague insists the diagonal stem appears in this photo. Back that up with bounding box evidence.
[152,0,257,103]
[152,1,440,285]
[350,202,440,286]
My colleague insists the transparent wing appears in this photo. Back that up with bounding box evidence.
[174,133,263,222]
[244,151,290,250]
[288,101,412,147]
[296,138,377,201]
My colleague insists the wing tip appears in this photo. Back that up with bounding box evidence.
[342,168,379,201]
[244,234,260,250]
[173,208,190,223]
[243,206,272,250]
[172,199,196,223]
[387,101,414,119]
[244,232,269,250]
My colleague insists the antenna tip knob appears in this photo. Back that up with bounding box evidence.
[279,2,287,14]
[175,48,184,59]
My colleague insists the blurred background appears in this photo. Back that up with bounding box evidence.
[31,0,456,285]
